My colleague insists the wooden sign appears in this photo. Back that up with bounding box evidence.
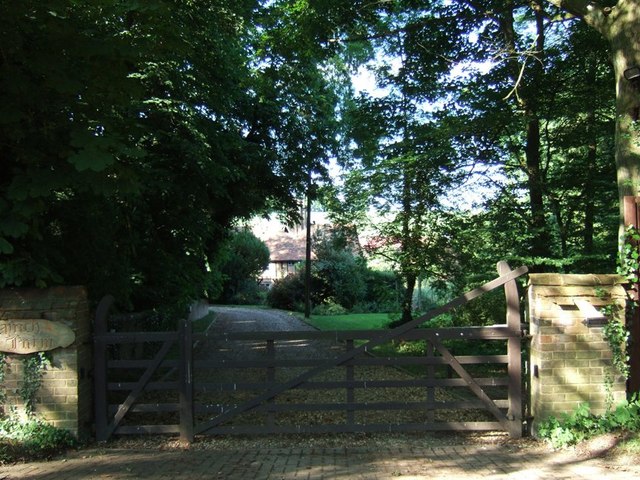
[0,319,75,354]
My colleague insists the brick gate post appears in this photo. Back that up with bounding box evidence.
[528,274,627,435]
[0,287,92,439]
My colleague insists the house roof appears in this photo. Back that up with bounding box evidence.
[263,230,310,262]
[251,213,330,262]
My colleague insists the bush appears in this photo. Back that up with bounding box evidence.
[358,269,401,313]
[227,279,263,305]
[0,417,78,463]
[538,396,640,449]
[218,229,270,304]
[311,299,347,316]
[266,273,306,311]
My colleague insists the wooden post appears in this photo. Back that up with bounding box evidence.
[624,196,640,394]
[93,295,114,442]
[179,318,194,444]
[304,171,312,319]
[425,340,435,423]
[498,261,523,439]
[266,339,276,428]
[346,339,355,426]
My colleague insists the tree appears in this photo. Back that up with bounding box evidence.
[542,1,639,234]
[0,1,345,312]
[312,227,367,310]
[448,5,619,270]
[219,229,270,304]
[339,54,462,322]
[317,0,620,319]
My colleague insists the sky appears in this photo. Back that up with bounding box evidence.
[339,56,501,213]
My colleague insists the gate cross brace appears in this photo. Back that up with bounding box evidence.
[195,264,528,435]
[430,338,510,430]
[106,338,176,439]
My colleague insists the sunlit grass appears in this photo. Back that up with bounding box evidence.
[302,313,393,330]
[618,431,640,454]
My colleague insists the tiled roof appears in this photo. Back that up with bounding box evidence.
[262,229,310,262]
[251,214,330,262]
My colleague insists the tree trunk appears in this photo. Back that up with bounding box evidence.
[401,271,416,324]
[583,60,598,255]
[546,0,640,237]
[528,2,552,260]
[500,1,552,262]
[526,115,551,258]
[399,167,415,324]
[583,141,597,254]
[608,4,640,237]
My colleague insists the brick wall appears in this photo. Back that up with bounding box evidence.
[0,287,92,439]
[528,274,627,433]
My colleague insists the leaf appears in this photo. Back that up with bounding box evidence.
[0,218,29,238]
[67,149,115,172]
[0,238,14,255]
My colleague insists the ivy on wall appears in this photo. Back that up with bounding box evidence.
[19,353,50,416]
[596,224,640,382]
[602,309,631,380]
[618,225,640,284]
[0,352,50,417]
[0,354,6,407]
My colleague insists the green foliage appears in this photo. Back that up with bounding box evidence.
[357,269,402,313]
[0,1,343,313]
[218,229,270,304]
[19,353,50,416]
[538,397,640,449]
[324,1,618,308]
[312,229,368,310]
[0,417,77,464]
[618,225,640,284]
[0,352,75,464]
[266,226,400,313]
[267,273,307,312]
[311,299,348,316]
[602,315,631,380]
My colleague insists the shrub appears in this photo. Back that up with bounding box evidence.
[358,269,401,313]
[266,273,306,311]
[218,229,270,304]
[227,279,263,305]
[538,396,640,449]
[0,417,77,463]
[311,299,347,316]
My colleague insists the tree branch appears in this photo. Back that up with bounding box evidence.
[544,0,615,34]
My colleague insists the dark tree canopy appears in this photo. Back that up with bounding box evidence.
[1,0,635,319]
[0,1,341,312]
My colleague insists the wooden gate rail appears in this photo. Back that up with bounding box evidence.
[190,326,518,437]
[94,295,192,441]
[192,262,527,439]
[94,261,527,443]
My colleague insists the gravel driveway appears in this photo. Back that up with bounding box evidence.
[201,306,337,363]
[207,306,317,332]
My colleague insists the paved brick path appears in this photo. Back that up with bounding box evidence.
[1,443,638,480]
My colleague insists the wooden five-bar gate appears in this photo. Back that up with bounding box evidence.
[94,262,528,443]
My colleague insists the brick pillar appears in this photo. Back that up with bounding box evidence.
[528,274,627,434]
[0,287,92,440]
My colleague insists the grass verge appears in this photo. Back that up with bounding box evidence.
[303,313,393,331]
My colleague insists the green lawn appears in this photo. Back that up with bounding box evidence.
[303,313,394,331]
